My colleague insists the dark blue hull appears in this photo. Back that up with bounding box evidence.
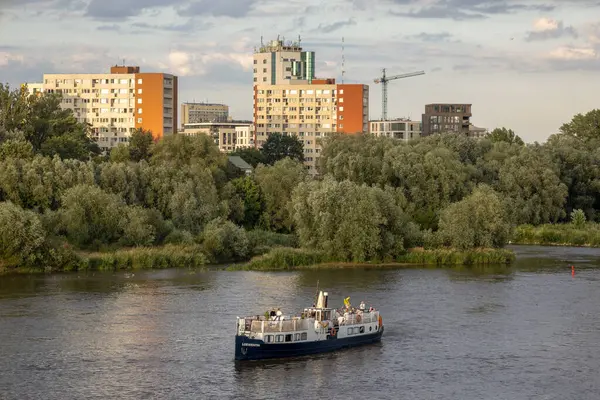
[235,327,384,361]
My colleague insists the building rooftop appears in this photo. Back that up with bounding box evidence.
[228,156,253,171]
[183,102,228,107]
[183,121,252,127]
[254,37,303,54]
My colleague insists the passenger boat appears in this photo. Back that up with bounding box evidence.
[234,290,384,361]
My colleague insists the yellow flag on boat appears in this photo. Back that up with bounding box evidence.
[344,297,351,308]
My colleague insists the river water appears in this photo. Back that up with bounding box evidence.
[1,245,600,400]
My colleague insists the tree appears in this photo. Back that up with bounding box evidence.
[560,109,600,143]
[0,84,100,160]
[437,184,512,250]
[486,127,524,146]
[255,158,307,232]
[129,128,154,162]
[571,209,586,228]
[261,133,304,165]
[201,217,249,263]
[231,176,264,229]
[230,147,266,168]
[0,201,46,267]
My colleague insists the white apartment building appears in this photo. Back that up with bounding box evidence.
[253,37,315,85]
[181,121,253,153]
[24,65,177,151]
[369,119,422,141]
[254,82,369,172]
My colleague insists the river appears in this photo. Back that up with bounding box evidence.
[1,245,600,399]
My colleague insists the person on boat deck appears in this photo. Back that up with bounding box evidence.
[275,308,283,320]
[359,301,366,311]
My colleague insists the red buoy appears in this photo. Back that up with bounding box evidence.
[571,265,575,277]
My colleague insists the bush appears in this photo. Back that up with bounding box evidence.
[201,218,249,263]
[232,247,328,270]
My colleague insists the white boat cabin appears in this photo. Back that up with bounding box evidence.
[236,291,382,344]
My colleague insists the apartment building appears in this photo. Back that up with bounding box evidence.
[181,121,253,153]
[370,119,421,141]
[253,37,315,85]
[27,65,177,151]
[254,82,369,172]
[181,102,229,127]
[421,103,471,136]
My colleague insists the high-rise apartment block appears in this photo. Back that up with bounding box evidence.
[26,65,177,151]
[180,102,229,127]
[421,103,471,136]
[253,37,315,85]
[252,37,369,173]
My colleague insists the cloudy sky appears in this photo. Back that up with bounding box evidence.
[1,0,600,142]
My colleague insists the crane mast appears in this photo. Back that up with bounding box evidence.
[374,68,425,120]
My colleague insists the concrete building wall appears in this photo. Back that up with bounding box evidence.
[37,66,177,151]
[253,39,314,85]
[421,103,472,136]
[181,122,252,153]
[181,102,229,126]
[370,119,421,141]
[253,82,368,173]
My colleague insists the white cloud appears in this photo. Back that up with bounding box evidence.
[548,46,598,60]
[160,49,253,76]
[0,52,24,66]
[533,17,559,31]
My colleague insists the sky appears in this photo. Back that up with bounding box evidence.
[1,0,600,143]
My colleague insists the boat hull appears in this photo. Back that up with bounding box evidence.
[234,326,384,361]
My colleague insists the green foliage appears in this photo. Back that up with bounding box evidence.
[109,144,130,163]
[246,230,299,256]
[232,247,327,271]
[255,158,307,232]
[231,176,264,229]
[571,209,586,228]
[396,248,515,265]
[559,109,600,143]
[512,222,600,247]
[57,184,126,248]
[487,127,525,146]
[292,177,419,262]
[129,128,154,162]
[261,133,304,165]
[0,201,46,267]
[201,218,249,263]
[83,245,207,271]
[437,185,512,250]
[0,84,99,160]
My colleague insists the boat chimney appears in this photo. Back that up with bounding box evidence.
[316,291,326,308]
[324,292,329,308]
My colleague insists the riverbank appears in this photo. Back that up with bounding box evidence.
[228,247,515,271]
[512,223,600,247]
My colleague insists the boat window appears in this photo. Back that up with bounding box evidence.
[369,326,372,332]
[276,335,284,343]
[347,328,352,335]
[360,326,365,334]
[285,334,292,342]
[301,332,307,340]
[294,333,301,341]
[265,335,273,343]
[353,327,360,334]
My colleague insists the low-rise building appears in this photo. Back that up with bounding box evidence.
[181,121,253,153]
[369,119,421,141]
[180,102,229,127]
[468,124,487,138]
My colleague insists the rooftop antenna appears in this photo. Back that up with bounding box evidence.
[260,36,264,46]
[298,34,301,47]
[341,36,345,84]
[122,59,125,66]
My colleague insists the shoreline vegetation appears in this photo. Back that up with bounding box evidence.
[2,85,600,274]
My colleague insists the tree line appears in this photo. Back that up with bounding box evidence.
[1,83,600,269]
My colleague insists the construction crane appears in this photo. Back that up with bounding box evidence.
[374,69,425,121]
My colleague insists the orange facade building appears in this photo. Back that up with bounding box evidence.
[32,65,177,151]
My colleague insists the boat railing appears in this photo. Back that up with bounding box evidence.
[249,318,310,333]
[339,311,379,326]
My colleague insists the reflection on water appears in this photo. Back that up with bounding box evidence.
[1,245,600,399]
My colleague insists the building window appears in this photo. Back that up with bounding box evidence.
[339,98,344,103]
[137,79,143,84]
[138,89,142,94]
[137,118,142,123]
[137,98,142,104]
[262,77,267,82]
[339,106,344,111]
[137,108,142,114]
